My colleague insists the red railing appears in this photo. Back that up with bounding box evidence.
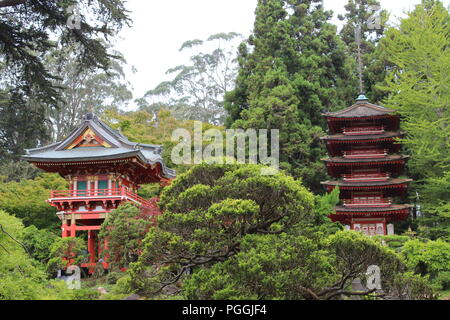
[343,149,388,159]
[49,188,154,209]
[343,126,385,136]
[343,197,392,208]
[342,172,390,182]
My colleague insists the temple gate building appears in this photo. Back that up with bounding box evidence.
[320,95,412,236]
[23,113,175,270]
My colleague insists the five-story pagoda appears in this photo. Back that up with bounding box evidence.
[23,113,175,270]
[320,95,412,236]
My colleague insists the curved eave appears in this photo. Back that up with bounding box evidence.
[321,131,405,142]
[328,208,410,223]
[322,155,410,165]
[22,151,176,180]
[22,149,143,163]
[324,115,397,121]
[320,178,412,188]
[322,102,397,119]
[334,204,413,213]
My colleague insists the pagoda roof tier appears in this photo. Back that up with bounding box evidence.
[334,204,413,213]
[321,131,405,142]
[322,99,396,119]
[328,206,410,224]
[323,154,409,165]
[321,178,412,191]
[22,113,175,180]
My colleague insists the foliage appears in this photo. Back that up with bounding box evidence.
[432,271,450,291]
[137,32,242,124]
[386,271,435,300]
[0,160,42,182]
[0,87,51,162]
[379,1,450,240]
[416,172,450,241]
[137,183,161,199]
[338,0,390,102]
[314,186,340,224]
[0,209,75,300]
[0,0,130,161]
[224,0,356,192]
[44,43,133,142]
[0,172,67,229]
[373,234,411,252]
[20,225,57,264]
[127,163,315,295]
[103,108,224,174]
[401,239,450,278]
[99,203,153,270]
[71,288,101,300]
[184,231,431,300]
[47,237,87,274]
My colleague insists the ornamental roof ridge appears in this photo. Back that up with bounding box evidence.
[21,113,176,180]
[321,154,410,163]
[320,177,413,187]
[320,130,405,141]
[322,98,396,118]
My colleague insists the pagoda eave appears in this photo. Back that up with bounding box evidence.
[27,158,170,184]
[322,155,409,164]
[329,207,410,225]
[321,135,405,146]
[324,115,396,121]
[321,178,412,186]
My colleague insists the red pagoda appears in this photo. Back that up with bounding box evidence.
[320,95,412,236]
[23,113,175,270]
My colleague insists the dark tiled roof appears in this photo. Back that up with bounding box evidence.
[322,154,410,164]
[323,100,396,118]
[22,113,175,179]
[321,178,412,187]
[321,131,405,141]
[334,204,413,213]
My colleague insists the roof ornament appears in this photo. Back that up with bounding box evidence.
[355,24,365,97]
[356,94,369,102]
[84,112,97,121]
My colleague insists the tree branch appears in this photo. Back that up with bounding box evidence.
[0,0,26,8]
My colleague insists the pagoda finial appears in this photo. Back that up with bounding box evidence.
[83,112,98,121]
[356,93,368,102]
[355,24,365,98]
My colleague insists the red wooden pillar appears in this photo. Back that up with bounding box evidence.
[103,237,109,268]
[61,222,69,237]
[88,230,96,263]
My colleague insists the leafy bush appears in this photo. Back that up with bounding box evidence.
[47,237,88,274]
[0,173,67,229]
[431,271,450,291]
[20,225,57,264]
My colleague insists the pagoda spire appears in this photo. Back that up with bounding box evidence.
[355,24,365,96]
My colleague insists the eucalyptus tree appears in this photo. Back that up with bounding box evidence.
[0,0,131,160]
[137,32,243,125]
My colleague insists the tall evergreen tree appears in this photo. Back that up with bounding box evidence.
[224,0,355,192]
[338,0,390,102]
[379,0,449,240]
[0,0,130,161]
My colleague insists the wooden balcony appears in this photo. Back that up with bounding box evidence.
[343,197,392,208]
[343,149,388,159]
[49,187,155,209]
[342,172,390,182]
[342,126,385,136]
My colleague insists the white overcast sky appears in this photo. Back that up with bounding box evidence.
[113,0,450,109]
